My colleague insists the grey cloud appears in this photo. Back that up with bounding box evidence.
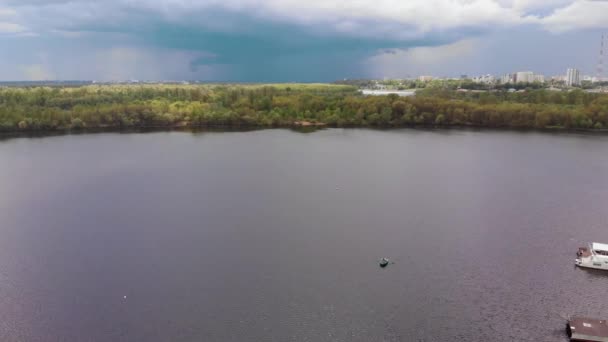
[0,0,604,81]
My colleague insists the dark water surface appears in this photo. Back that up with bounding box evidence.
[1,129,608,341]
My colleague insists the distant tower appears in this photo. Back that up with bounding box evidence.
[598,34,606,82]
[566,68,581,87]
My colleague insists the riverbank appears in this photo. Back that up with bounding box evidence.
[4,124,608,143]
[1,84,607,133]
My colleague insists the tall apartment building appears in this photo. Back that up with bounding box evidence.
[418,76,434,82]
[566,68,581,86]
[533,74,545,83]
[472,74,496,84]
[500,74,515,84]
[516,71,534,83]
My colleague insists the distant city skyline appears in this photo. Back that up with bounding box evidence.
[0,1,607,82]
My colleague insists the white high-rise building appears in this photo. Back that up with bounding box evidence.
[566,68,581,86]
[472,74,496,84]
[533,74,545,83]
[500,74,515,84]
[516,71,534,83]
[418,76,434,82]
[583,75,599,83]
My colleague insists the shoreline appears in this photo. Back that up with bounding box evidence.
[2,85,607,137]
[3,123,608,141]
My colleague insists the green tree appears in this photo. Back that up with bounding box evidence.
[435,114,445,125]
[70,118,84,129]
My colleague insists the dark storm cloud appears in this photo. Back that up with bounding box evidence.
[0,0,606,81]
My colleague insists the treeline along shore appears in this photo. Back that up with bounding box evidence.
[1,83,608,132]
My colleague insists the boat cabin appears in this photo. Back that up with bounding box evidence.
[592,243,608,257]
[567,317,608,342]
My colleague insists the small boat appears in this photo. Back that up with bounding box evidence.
[575,242,608,270]
[379,258,389,268]
[566,317,608,341]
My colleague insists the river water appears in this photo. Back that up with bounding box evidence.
[1,129,607,341]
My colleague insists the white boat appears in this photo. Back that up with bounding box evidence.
[575,242,608,270]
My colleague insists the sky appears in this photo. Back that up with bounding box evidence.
[0,0,607,82]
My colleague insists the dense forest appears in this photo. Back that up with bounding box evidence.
[1,83,607,132]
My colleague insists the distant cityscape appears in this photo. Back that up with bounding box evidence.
[413,67,601,87]
[343,66,608,95]
[0,68,606,90]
